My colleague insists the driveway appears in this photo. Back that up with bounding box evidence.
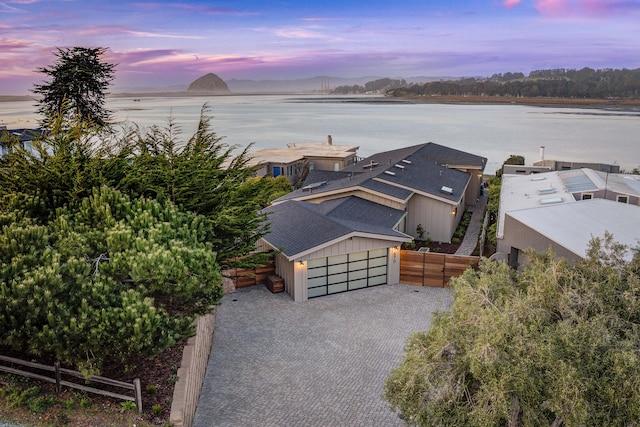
[193,283,451,427]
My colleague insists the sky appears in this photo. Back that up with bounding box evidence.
[1,0,640,95]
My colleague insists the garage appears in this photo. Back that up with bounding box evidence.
[307,248,388,298]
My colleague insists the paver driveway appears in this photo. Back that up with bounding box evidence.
[193,283,451,427]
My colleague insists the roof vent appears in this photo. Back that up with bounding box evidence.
[440,186,453,195]
[394,164,405,170]
[538,187,556,195]
[540,197,563,205]
[384,170,396,176]
[362,161,379,170]
[401,159,412,164]
[301,181,327,192]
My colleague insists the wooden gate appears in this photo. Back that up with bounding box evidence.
[400,250,479,287]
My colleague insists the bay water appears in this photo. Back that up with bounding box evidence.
[2,94,639,174]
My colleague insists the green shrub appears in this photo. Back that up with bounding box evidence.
[152,404,163,415]
[27,395,56,413]
[0,187,223,376]
[146,384,157,395]
[120,400,137,413]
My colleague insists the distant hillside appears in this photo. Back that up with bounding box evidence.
[387,67,640,100]
[187,73,230,93]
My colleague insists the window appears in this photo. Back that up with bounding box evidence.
[333,162,340,171]
[581,193,593,200]
[617,195,629,204]
[309,162,315,171]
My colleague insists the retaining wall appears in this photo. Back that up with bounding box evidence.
[169,309,216,427]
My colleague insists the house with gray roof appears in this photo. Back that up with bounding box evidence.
[273,142,486,242]
[259,142,486,301]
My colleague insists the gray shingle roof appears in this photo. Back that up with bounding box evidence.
[375,144,471,203]
[418,142,487,168]
[341,144,425,174]
[274,142,483,204]
[262,196,409,258]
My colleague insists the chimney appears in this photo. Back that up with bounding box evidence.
[539,145,545,161]
[327,135,332,145]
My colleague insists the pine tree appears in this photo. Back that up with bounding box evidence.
[0,187,222,376]
[33,47,115,128]
[119,105,292,267]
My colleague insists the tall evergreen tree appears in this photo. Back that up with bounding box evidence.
[33,47,115,128]
[119,105,292,268]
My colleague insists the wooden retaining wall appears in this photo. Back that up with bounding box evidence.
[170,310,216,427]
[229,263,276,289]
[400,250,479,287]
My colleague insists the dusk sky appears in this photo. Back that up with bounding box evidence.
[1,0,640,95]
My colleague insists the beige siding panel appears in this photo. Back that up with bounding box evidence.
[298,189,405,210]
[406,194,456,242]
[275,253,296,297]
[300,237,396,261]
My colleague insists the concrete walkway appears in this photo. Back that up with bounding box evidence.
[193,284,451,427]
[455,190,488,256]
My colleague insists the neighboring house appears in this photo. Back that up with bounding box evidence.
[533,159,620,173]
[248,135,359,185]
[497,168,640,267]
[531,146,620,173]
[248,149,308,184]
[501,199,640,266]
[0,127,45,158]
[259,142,486,301]
[502,164,552,175]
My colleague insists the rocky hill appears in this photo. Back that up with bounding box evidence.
[187,73,230,93]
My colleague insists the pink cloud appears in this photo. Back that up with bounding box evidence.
[534,0,572,16]
[503,0,522,8]
[533,0,640,17]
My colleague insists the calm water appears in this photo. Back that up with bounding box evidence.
[2,94,640,174]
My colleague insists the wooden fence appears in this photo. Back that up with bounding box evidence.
[400,250,479,287]
[0,354,142,412]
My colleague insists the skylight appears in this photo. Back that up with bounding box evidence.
[394,164,405,170]
[540,197,563,205]
[384,170,396,176]
[538,187,556,195]
[440,186,453,195]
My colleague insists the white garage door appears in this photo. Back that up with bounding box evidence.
[306,248,388,298]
